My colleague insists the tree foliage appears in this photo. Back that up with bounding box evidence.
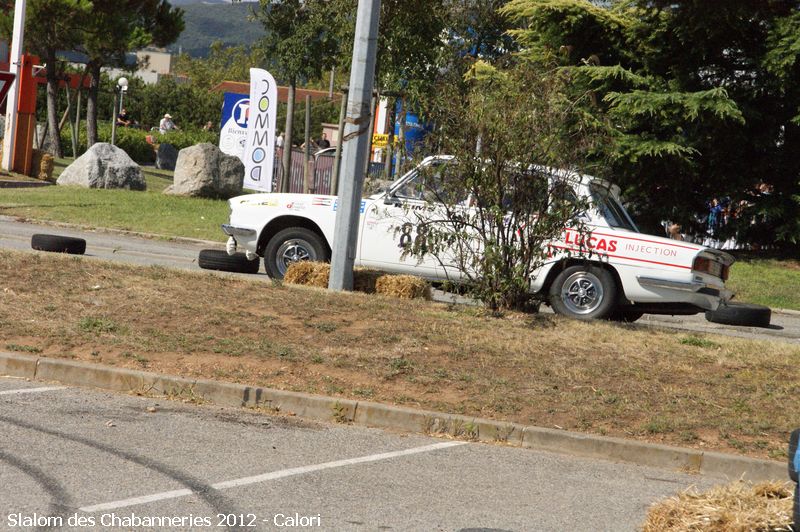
[403,61,606,311]
[173,41,259,91]
[80,0,184,145]
[501,0,800,248]
[252,0,340,86]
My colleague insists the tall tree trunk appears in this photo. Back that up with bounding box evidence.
[86,61,102,147]
[280,78,296,193]
[45,51,62,158]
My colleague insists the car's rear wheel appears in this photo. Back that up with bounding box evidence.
[549,265,617,320]
[264,227,329,279]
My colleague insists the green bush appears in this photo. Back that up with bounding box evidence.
[60,121,219,163]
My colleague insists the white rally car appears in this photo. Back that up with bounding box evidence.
[223,156,734,321]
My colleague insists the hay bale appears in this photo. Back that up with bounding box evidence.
[284,262,317,285]
[642,480,793,532]
[375,274,432,300]
[30,149,54,181]
[308,263,330,288]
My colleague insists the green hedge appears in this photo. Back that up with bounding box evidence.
[60,122,220,164]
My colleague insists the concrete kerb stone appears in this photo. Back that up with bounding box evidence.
[0,352,39,379]
[701,450,787,480]
[521,426,703,473]
[2,353,786,482]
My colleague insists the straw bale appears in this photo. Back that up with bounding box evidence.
[307,263,331,288]
[642,480,793,532]
[283,262,318,285]
[375,274,432,300]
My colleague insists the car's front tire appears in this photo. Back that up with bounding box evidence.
[264,227,329,279]
[549,265,617,320]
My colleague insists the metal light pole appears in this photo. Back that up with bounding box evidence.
[110,77,128,147]
[328,0,382,291]
[118,77,128,110]
[2,0,27,172]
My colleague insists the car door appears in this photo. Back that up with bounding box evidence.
[359,161,450,278]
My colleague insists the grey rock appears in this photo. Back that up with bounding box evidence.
[56,143,146,190]
[167,143,244,199]
[156,143,178,171]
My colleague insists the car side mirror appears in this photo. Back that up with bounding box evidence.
[384,195,402,207]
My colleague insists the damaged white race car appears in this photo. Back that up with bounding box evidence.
[222,156,735,321]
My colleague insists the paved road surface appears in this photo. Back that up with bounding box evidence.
[0,376,716,531]
[1,216,796,345]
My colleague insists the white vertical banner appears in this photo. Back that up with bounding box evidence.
[243,68,278,192]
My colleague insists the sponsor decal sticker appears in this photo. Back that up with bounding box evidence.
[332,199,366,213]
[312,197,333,207]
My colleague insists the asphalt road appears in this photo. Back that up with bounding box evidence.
[1,216,797,345]
[0,376,717,531]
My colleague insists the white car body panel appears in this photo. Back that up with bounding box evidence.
[224,157,734,313]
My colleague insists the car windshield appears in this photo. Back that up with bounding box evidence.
[589,183,638,232]
[391,161,469,204]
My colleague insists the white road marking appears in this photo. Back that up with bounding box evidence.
[0,386,65,395]
[80,441,466,513]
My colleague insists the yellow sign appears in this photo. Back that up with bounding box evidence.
[372,133,389,147]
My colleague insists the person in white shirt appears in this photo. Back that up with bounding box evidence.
[159,113,179,135]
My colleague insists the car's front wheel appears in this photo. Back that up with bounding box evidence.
[264,228,329,279]
[549,265,617,320]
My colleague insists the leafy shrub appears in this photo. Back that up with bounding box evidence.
[60,121,219,163]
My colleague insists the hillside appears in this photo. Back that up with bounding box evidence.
[171,1,265,57]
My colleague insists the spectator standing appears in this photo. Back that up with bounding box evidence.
[276,131,285,148]
[202,121,215,132]
[316,132,330,149]
[159,114,179,135]
[707,198,723,231]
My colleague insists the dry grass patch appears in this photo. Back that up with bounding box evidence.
[642,481,793,531]
[2,249,799,458]
[285,262,431,299]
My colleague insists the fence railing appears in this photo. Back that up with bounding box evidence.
[271,147,388,196]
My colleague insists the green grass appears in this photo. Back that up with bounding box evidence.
[0,158,228,242]
[727,259,800,310]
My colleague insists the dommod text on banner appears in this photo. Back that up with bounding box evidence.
[243,68,278,192]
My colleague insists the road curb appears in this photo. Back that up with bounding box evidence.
[774,307,800,317]
[0,352,38,379]
[0,352,786,482]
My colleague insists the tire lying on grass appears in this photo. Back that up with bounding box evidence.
[198,249,260,274]
[31,234,86,255]
[705,302,771,328]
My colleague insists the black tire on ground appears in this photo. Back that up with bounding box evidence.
[198,249,260,274]
[264,227,329,279]
[705,302,772,328]
[31,234,86,255]
[549,265,618,320]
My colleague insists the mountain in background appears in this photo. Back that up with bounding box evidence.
[169,1,265,57]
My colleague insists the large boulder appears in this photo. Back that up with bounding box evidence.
[57,143,145,190]
[166,143,244,198]
[156,142,178,171]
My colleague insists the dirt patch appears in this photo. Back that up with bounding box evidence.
[1,249,799,459]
